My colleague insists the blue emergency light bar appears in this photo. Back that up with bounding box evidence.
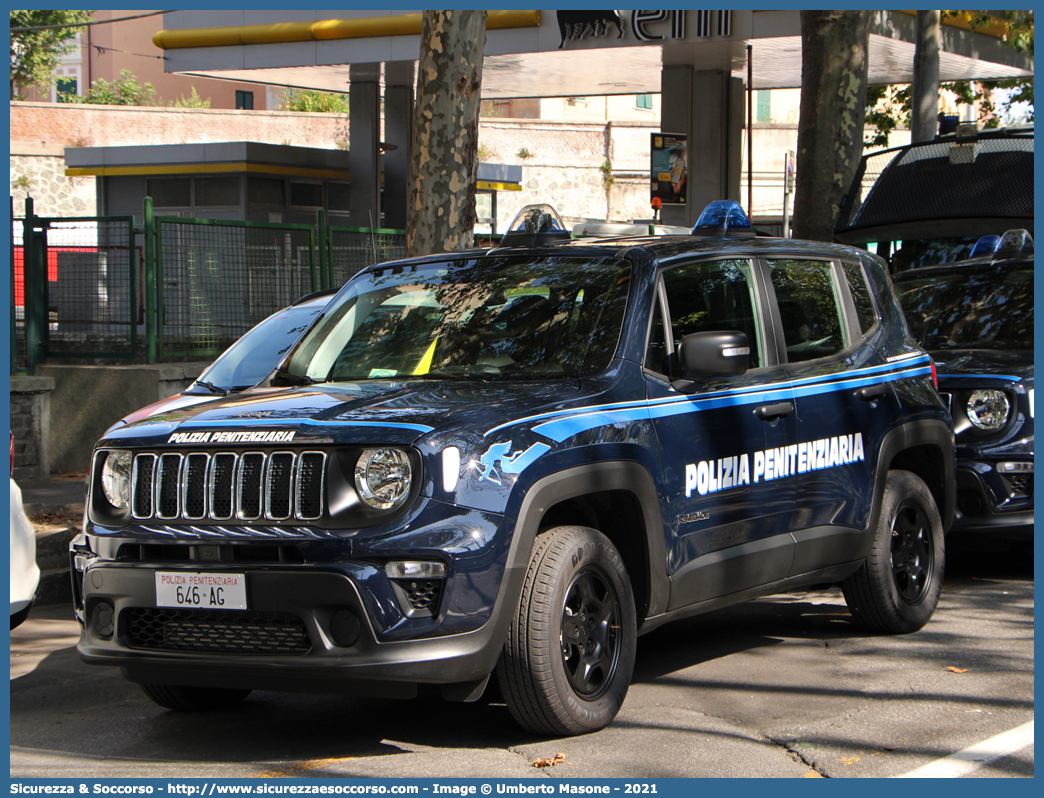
[692,200,755,237]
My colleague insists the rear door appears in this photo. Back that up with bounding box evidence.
[644,257,798,609]
[764,257,901,574]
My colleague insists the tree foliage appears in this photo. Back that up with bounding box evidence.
[10,9,94,99]
[279,88,350,113]
[68,70,159,106]
[169,86,211,108]
[864,11,1034,146]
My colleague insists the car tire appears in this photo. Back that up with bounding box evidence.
[140,683,252,711]
[496,525,636,736]
[10,604,31,630]
[842,470,945,634]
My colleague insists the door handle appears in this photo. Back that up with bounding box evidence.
[856,383,889,402]
[755,401,794,421]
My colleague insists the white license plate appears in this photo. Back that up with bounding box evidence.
[155,572,247,610]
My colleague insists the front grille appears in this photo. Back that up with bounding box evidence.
[124,607,311,654]
[129,450,326,522]
[115,543,306,564]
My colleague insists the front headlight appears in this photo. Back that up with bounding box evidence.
[354,448,412,510]
[967,389,1010,431]
[100,450,132,509]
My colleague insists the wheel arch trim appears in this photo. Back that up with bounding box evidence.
[877,419,956,534]
[508,461,670,624]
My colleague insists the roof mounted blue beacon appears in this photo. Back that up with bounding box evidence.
[692,200,755,238]
[970,234,1001,259]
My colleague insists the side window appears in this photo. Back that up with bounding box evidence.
[841,261,879,335]
[768,260,849,363]
[661,259,763,369]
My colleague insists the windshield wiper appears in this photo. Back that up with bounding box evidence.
[272,369,318,387]
[414,369,495,381]
[194,380,228,395]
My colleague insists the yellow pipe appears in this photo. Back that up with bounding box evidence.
[897,10,1010,40]
[68,164,523,190]
[66,163,351,179]
[154,11,541,50]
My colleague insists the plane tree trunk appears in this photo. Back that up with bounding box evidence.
[406,10,487,257]
[792,10,871,241]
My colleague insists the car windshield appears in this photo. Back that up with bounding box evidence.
[888,236,982,271]
[896,265,1033,350]
[195,303,325,391]
[282,255,631,382]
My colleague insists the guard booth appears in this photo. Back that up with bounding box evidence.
[475,162,523,241]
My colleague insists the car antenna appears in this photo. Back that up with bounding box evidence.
[369,209,379,263]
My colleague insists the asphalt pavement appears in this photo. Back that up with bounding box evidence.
[10,546,1034,779]
[18,473,89,516]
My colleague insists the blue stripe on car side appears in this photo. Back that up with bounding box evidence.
[177,418,436,434]
[531,364,932,443]
[938,373,1021,383]
[483,355,931,439]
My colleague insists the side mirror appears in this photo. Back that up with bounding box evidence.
[673,331,749,391]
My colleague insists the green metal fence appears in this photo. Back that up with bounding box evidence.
[154,216,319,358]
[11,195,410,371]
[12,198,137,373]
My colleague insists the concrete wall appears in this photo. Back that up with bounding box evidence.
[478,119,660,227]
[10,102,667,228]
[10,376,54,480]
[10,101,348,151]
[10,100,911,234]
[37,363,207,473]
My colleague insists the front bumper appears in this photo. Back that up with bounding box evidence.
[71,503,526,696]
[10,479,40,617]
[950,462,1033,539]
[75,564,518,696]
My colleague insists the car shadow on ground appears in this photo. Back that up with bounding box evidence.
[10,545,1033,772]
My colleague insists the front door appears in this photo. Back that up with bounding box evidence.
[644,257,797,610]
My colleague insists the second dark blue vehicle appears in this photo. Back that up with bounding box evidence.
[71,202,955,736]
[894,230,1033,543]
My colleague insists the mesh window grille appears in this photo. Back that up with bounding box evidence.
[838,135,1034,232]
[328,228,406,288]
[156,219,316,357]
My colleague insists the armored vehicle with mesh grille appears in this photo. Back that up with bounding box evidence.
[71,201,955,736]
[835,126,1033,272]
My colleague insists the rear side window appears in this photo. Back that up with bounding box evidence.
[660,259,764,369]
[768,260,849,363]
[644,295,669,375]
[841,261,878,335]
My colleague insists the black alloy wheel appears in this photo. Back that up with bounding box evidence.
[890,501,934,603]
[560,565,622,699]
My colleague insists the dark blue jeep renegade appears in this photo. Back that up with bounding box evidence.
[72,202,955,736]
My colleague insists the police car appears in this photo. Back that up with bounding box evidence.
[71,201,955,736]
